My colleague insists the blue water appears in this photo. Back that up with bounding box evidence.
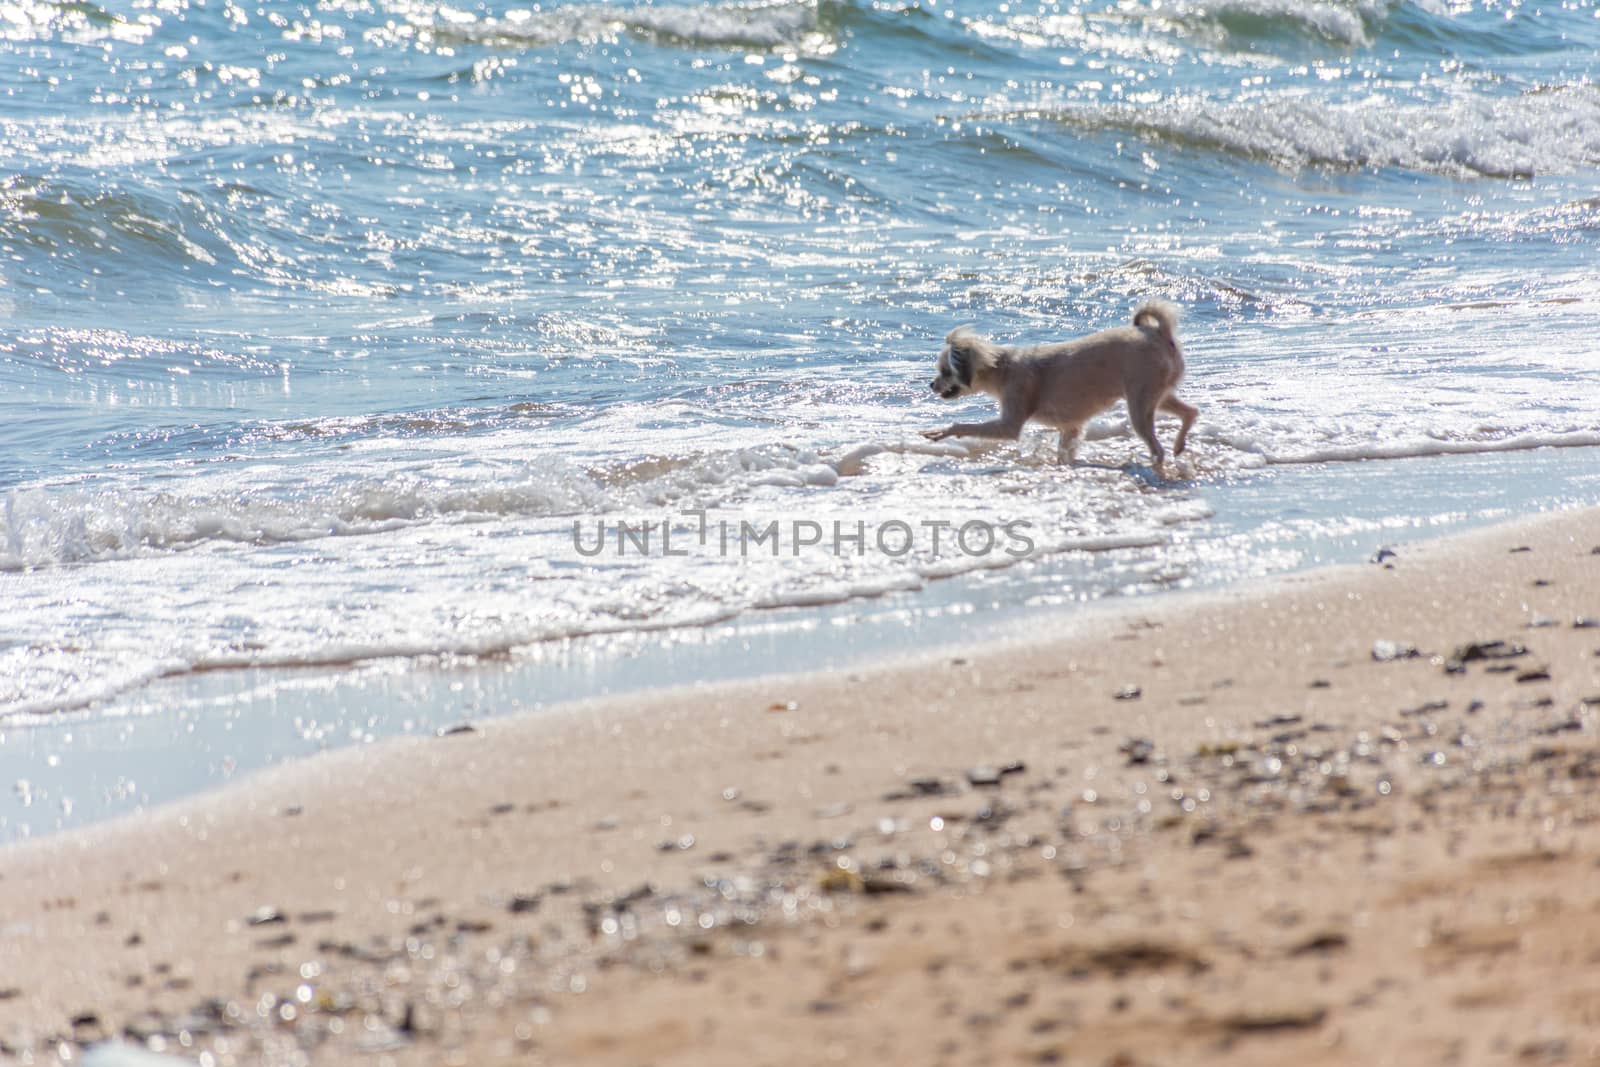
[3,0,1599,835]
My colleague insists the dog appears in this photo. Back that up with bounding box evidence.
[921,300,1196,471]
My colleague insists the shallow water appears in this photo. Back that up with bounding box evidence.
[3,0,1598,836]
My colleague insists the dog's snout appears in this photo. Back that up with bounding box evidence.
[929,379,941,392]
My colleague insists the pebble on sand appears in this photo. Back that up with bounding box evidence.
[1371,640,1419,662]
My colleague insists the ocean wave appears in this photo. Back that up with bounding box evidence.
[0,172,236,279]
[1219,426,1600,465]
[990,83,1600,178]
[0,0,157,44]
[959,0,1470,60]
[0,439,888,570]
[0,472,604,571]
[1160,0,1398,48]
[14,402,1594,572]
[380,0,830,53]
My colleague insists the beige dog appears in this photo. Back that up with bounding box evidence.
[921,301,1196,471]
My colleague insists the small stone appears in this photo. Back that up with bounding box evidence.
[967,766,1003,787]
[1120,738,1156,765]
[1517,1038,1570,1063]
[1538,717,1582,736]
[862,874,915,895]
[818,868,865,894]
[1516,669,1552,684]
[508,894,541,915]
[438,722,476,737]
[1114,685,1142,701]
[1528,614,1558,629]
[1574,617,1599,629]
[1451,640,1527,662]
[1288,932,1348,956]
[399,1000,432,1036]
[246,906,285,927]
[1220,1007,1327,1033]
[1371,640,1419,662]
[1371,547,1398,564]
[1510,545,1532,554]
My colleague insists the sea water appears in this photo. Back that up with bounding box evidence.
[3,0,1598,837]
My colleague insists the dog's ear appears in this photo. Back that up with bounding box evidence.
[945,326,979,386]
[948,344,970,385]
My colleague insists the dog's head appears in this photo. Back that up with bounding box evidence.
[930,326,984,399]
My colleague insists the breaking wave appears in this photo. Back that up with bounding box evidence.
[990,84,1600,178]
[383,0,829,53]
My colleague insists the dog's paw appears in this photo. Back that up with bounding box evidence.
[921,428,952,442]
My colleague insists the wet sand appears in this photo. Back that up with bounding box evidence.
[3,506,1599,1066]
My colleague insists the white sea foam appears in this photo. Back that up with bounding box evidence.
[1012,84,1600,178]
[8,395,1597,579]
[966,0,1446,57]
[379,0,827,53]
[1224,427,1600,465]
[0,471,605,571]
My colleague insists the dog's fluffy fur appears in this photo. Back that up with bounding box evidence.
[922,301,1196,470]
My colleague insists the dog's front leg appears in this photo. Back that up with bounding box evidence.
[922,417,1024,443]
[1056,426,1081,465]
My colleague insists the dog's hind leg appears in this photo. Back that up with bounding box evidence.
[1128,392,1166,470]
[1160,394,1198,456]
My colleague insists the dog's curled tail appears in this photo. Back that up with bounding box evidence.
[1132,300,1179,346]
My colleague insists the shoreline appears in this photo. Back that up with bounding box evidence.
[4,505,1599,1064]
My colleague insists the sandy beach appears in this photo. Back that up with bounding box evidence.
[3,505,1599,1066]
